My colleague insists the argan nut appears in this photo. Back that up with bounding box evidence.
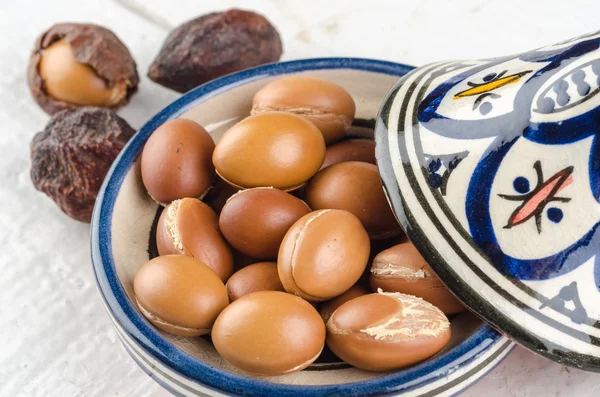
[370,243,466,314]
[148,9,282,93]
[319,284,369,323]
[212,291,325,375]
[213,112,326,191]
[133,255,229,336]
[219,187,311,259]
[30,107,134,222]
[141,119,215,205]
[28,23,138,115]
[225,262,284,301]
[305,161,401,239]
[326,291,451,371]
[321,139,376,169]
[278,209,370,301]
[156,198,234,281]
[252,76,356,144]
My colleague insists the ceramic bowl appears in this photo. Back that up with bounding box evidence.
[376,31,600,371]
[91,58,514,397]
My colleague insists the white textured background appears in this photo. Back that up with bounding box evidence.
[1,1,600,396]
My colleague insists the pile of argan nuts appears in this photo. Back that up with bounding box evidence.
[28,10,282,222]
[25,7,467,377]
[134,74,466,376]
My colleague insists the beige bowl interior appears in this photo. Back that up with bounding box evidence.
[109,69,484,385]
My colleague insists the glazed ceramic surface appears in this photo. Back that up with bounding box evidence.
[377,31,600,372]
[91,58,514,397]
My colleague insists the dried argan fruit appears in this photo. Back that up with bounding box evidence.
[148,9,282,93]
[30,107,134,222]
[28,23,139,115]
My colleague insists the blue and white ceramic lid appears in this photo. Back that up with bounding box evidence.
[376,31,600,371]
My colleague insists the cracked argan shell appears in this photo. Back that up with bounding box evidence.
[277,209,370,301]
[370,243,466,314]
[212,291,325,376]
[156,198,234,282]
[252,76,356,144]
[219,187,311,259]
[326,291,451,371]
[305,161,402,239]
[28,23,138,115]
[213,112,326,191]
[133,255,229,337]
[141,119,215,205]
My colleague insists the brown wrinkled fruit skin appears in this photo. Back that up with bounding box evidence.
[319,284,369,323]
[213,112,326,190]
[134,255,229,336]
[219,188,311,259]
[326,292,451,371]
[141,119,215,205]
[321,139,376,169]
[252,76,356,145]
[212,291,325,375]
[30,107,134,222]
[278,209,370,301]
[225,262,284,302]
[148,9,282,93]
[156,198,234,282]
[370,243,466,314]
[28,23,139,115]
[305,161,401,239]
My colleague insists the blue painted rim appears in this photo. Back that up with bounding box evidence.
[91,57,506,397]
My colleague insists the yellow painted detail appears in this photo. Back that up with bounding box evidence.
[453,74,526,99]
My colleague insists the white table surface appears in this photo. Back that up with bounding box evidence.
[1,0,600,396]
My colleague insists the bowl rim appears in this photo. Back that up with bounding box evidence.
[91,57,512,397]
